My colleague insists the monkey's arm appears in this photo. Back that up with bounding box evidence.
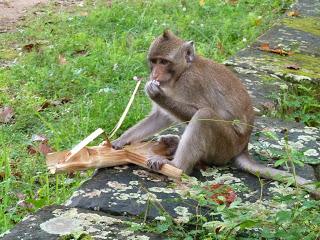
[158,97,197,121]
[146,82,198,121]
[112,108,174,149]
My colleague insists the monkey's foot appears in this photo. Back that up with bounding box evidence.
[147,155,170,171]
[157,134,180,156]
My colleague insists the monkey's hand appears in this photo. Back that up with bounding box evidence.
[147,155,169,171]
[145,81,165,101]
[111,138,129,150]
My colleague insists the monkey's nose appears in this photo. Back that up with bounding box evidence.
[152,74,159,80]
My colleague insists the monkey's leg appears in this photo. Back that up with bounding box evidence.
[148,108,238,173]
[112,109,174,149]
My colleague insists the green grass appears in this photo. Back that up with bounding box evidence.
[0,0,293,234]
[274,83,320,127]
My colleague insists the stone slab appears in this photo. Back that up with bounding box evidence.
[257,25,320,57]
[0,205,161,240]
[66,116,318,220]
[291,0,320,17]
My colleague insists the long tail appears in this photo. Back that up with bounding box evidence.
[233,151,320,200]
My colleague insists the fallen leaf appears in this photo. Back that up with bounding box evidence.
[287,10,299,17]
[0,172,5,181]
[206,183,237,205]
[22,43,40,52]
[261,101,276,112]
[286,64,300,70]
[31,134,48,142]
[38,142,54,155]
[27,134,54,156]
[258,43,293,56]
[37,97,71,112]
[16,193,26,200]
[216,41,225,54]
[58,54,67,65]
[105,0,112,7]
[27,145,38,155]
[0,106,14,123]
[17,200,34,209]
[72,49,87,57]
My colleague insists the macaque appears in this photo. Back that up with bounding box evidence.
[112,30,319,198]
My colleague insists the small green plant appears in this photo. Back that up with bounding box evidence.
[274,83,320,127]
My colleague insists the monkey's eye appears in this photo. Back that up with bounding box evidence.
[160,59,169,65]
[150,59,157,64]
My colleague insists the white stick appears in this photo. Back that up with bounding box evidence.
[109,79,142,138]
[65,128,104,162]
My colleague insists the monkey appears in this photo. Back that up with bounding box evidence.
[112,30,319,199]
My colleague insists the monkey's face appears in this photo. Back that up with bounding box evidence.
[147,30,195,86]
[148,58,174,86]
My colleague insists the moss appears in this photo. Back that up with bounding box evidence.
[259,52,320,81]
[282,17,320,36]
[259,73,279,82]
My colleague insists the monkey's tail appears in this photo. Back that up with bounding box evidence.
[233,152,320,200]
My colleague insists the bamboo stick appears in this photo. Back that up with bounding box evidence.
[46,142,183,179]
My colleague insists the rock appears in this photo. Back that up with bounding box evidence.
[0,205,161,240]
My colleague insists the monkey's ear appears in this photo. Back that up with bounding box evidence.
[163,29,174,40]
[184,41,195,63]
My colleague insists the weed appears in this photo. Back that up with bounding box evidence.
[273,83,320,127]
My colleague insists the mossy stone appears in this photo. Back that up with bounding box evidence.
[283,17,320,36]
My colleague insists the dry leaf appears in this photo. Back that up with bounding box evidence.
[37,97,71,112]
[27,145,38,155]
[216,41,225,54]
[287,10,299,17]
[206,184,237,206]
[58,54,68,65]
[38,142,54,155]
[105,0,112,7]
[261,101,276,112]
[22,43,41,52]
[199,0,205,6]
[286,64,300,70]
[0,106,14,123]
[258,43,293,56]
[31,134,48,142]
[0,172,5,181]
[28,134,54,156]
[72,49,87,57]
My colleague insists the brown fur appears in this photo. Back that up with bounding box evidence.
[112,30,319,198]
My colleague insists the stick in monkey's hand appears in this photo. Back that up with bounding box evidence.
[46,128,183,179]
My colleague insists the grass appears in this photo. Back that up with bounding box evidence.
[0,0,294,234]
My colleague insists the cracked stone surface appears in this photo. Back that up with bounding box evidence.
[0,205,160,240]
[64,116,318,219]
[3,0,320,239]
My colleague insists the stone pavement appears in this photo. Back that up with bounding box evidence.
[1,0,319,239]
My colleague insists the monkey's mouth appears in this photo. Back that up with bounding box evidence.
[151,80,161,86]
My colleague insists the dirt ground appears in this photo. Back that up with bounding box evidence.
[0,0,84,32]
[0,0,49,32]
